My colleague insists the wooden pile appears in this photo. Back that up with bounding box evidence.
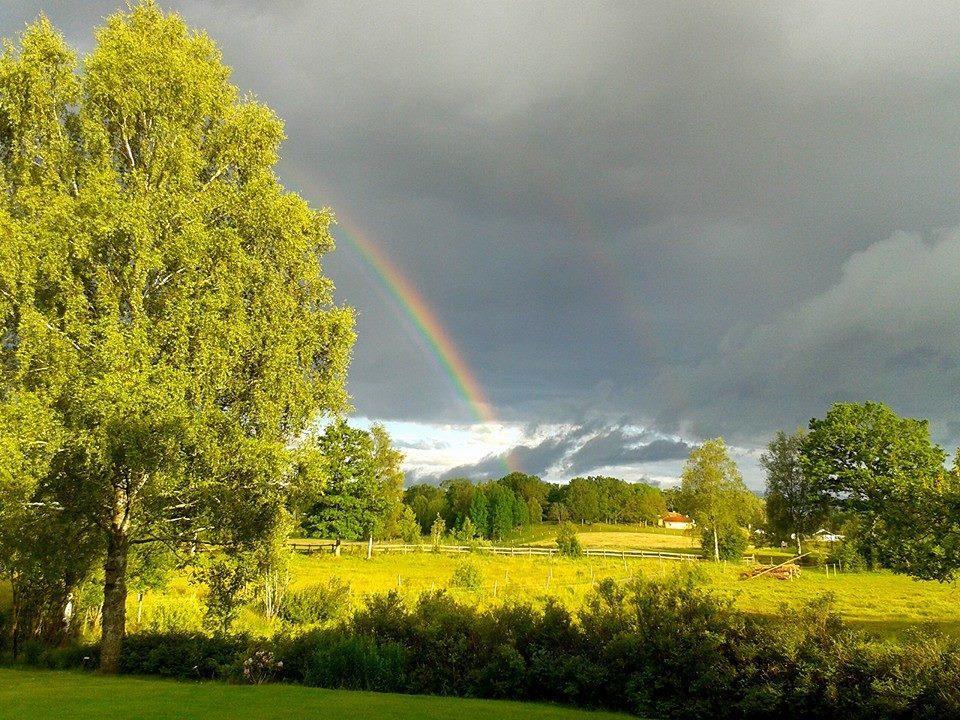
[739,563,801,581]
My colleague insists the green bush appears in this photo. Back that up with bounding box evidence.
[303,631,406,692]
[397,506,422,544]
[449,561,483,591]
[829,541,868,572]
[555,523,583,558]
[699,524,748,561]
[118,632,247,679]
[805,546,828,566]
[15,579,960,720]
[279,578,350,625]
[14,640,98,670]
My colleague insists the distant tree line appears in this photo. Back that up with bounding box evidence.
[400,473,668,542]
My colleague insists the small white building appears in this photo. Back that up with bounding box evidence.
[660,511,694,531]
[812,528,844,543]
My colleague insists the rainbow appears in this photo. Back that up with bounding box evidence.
[333,217,514,474]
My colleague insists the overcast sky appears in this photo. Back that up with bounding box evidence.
[6,1,960,487]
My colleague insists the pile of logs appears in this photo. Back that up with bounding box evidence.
[739,563,801,580]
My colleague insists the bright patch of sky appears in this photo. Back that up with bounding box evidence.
[351,416,525,481]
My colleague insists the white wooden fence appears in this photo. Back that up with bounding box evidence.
[289,540,705,562]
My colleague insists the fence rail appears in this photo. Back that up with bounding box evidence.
[289,540,705,562]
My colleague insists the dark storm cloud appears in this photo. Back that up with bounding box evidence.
[564,432,692,476]
[8,2,960,459]
[418,423,692,484]
[435,428,593,483]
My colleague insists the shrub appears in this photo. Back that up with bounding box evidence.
[699,524,748,561]
[398,506,422,544]
[450,561,483,591]
[197,554,255,634]
[430,516,445,549]
[118,632,247,679]
[279,578,351,625]
[297,631,406,692]
[455,517,478,542]
[241,648,283,685]
[13,579,960,720]
[805,546,829,566]
[555,523,583,557]
[828,541,868,572]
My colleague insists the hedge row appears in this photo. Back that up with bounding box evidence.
[12,576,960,720]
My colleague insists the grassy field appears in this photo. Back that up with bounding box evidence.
[510,522,691,545]
[515,523,798,561]
[6,524,957,640]
[112,521,960,638]
[274,552,960,635]
[526,529,697,554]
[0,669,632,720]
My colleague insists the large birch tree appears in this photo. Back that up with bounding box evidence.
[0,3,354,671]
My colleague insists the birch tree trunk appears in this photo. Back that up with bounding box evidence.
[100,493,131,674]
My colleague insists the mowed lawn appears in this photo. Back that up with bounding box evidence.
[0,669,632,720]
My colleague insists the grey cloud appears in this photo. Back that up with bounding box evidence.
[653,228,960,445]
[435,428,592,483]
[7,2,960,458]
[395,438,450,451]
[564,430,692,476]
[422,424,693,484]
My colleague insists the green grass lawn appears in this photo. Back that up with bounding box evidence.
[0,669,632,720]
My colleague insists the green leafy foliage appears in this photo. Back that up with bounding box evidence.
[397,505,422,544]
[450,561,482,590]
[198,552,255,634]
[455,517,478,542]
[404,484,445,534]
[762,429,827,552]
[301,420,390,542]
[430,516,446,549]
[802,402,960,580]
[279,578,351,625]
[555,523,583,557]
[468,490,489,535]
[0,3,354,668]
[485,484,516,540]
[677,439,755,562]
[402,474,668,542]
[371,424,406,540]
[697,523,747,561]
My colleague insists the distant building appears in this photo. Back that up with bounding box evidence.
[812,528,844,543]
[660,511,694,531]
